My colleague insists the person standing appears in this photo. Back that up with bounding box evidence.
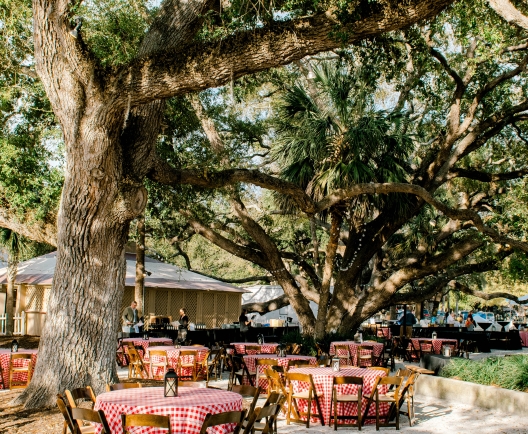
[239,309,251,342]
[177,308,190,343]
[122,301,139,333]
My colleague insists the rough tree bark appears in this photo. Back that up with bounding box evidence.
[135,214,146,316]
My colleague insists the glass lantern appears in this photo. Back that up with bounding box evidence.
[11,339,18,353]
[164,368,178,397]
[332,358,340,371]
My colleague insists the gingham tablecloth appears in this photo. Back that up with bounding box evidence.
[230,343,278,355]
[146,346,209,379]
[94,387,242,434]
[411,338,457,354]
[329,342,384,367]
[119,338,173,365]
[519,331,528,347]
[288,367,389,426]
[0,349,37,389]
[243,355,317,390]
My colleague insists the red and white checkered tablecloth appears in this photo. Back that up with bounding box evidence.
[0,349,38,389]
[329,342,384,367]
[243,355,317,390]
[519,331,528,347]
[288,367,389,426]
[411,338,457,354]
[119,338,173,366]
[146,346,209,379]
[94,387,243,434]
[230,343,278,355]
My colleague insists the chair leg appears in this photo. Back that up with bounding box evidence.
[407,397,412,426]
[287,393,292,425]
[306,393,311,429]
[332,391,337,431]
[396,402,400,430]
[375,392,380,431]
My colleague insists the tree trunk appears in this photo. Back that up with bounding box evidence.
[316,212,341,339]
[15,108,147,408]
[135,214,146,316]
[5,259,17,336]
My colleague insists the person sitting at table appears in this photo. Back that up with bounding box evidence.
[447,311,456,325]
[122,301,140,333]
[179,308,189,329]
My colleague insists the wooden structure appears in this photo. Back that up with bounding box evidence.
[0,252,247,335]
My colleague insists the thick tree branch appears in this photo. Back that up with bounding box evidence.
[488,0,528,31]
[450,280,528,304]
[114,0,454,106]
[0,209,57,246]
[448,167,528,182]
[242,293,289,314]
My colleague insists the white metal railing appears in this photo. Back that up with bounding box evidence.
[0,312,26,335]
[13,312,26,335]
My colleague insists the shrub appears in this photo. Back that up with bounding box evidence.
[440,355,528,392]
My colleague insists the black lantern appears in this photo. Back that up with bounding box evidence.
[143,332,149,340]
[257,334,264,345]
[11,339,18,353]
[164,368,178,397]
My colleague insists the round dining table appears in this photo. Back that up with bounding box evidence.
[329,341,384,366]
[243,354,317,390]
[0,348,38,389]
[94,386,243,434]
[230,342,278,355]
[288,366,389,426]
[146,346,209,378]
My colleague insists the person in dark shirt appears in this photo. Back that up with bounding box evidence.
[398,311,418,326]
[179,308,189,330]
[239,309,251,342]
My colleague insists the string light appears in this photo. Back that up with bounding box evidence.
[339,228,367,272]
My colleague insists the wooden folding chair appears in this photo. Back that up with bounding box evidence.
[356,345,375,368]
[285,372,325,428]
[256,358,278,392]
[199,410,246,434]
[232,356,256,387]
[57,394,81,434]
[372,376,403,430]
[245,345,261,355]
[368,367,390,376]
[330,376,363,430]
[232,384,260,423]
[195,350,211,382]
[178,350,198,381]
[149,349,169,379]
[207,348,223,382]
[106,382,142,392]
[72,408,111,434]
[288,359,312,368]
[389,372,417,426]
[291,344,302,355]
[405,339,420,362]
[65,386,96,408]
[178,380,207,387]
[334,345,352,366]
[9,353,33,389]
[126,343,149,379]
[419,339,434,357]
[122,414,172,433]
[243,396,285,434]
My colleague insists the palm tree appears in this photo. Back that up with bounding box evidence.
[272,61,413,218]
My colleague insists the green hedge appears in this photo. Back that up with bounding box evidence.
[439,355,528,392]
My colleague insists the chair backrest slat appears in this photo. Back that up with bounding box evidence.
[199,410,246,434]
[106,382,142,392]
[122,413,172,433]
[72,408,111,434]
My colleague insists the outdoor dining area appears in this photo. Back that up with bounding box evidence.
[49,333,429,434]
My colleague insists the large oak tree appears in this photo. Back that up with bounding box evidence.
[0,0,454,408]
